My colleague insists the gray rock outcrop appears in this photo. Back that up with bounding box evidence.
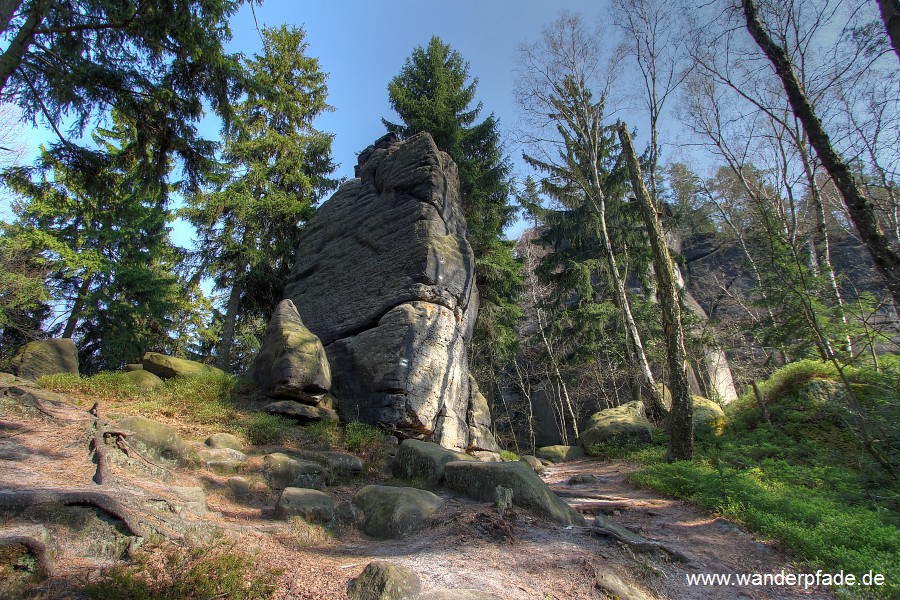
[274,132,496,450]
[142,352,224,379]
[352,484,443,539]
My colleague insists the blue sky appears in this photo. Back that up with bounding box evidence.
[9,1,648,243]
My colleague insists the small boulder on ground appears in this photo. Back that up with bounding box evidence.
[352,485,443,539]
[535,445,585,463]
[578,401,652,452]
[141,352,224,380]
[123,369,164,392]
[348,560,421,600]
[293,450,364,480]
[275,488,334,523]
[392,439,473,486]
[262,453,327,490]
[205,432,245,452]
[443,461,585,526]
[116,416,194,466]
[6,339,78,381]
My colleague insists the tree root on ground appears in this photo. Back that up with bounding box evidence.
[0,528,53,577]
[584,515,695,565]
[0,489,145,538]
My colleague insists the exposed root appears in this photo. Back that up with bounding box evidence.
[0,529,53,577]
[587,515,694,565]
[0,488,145,538]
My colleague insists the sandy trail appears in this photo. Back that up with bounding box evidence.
[1,389,833,599]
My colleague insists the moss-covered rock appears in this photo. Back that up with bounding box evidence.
[691,396,726,436]
[122,369,164,392]
[6,339,78,381]
[352,485,443,539]
[442,461,585,526]
[392,439,474,486]
[519,455,545,475]
[116,416,194,466]
[141,352,224,380]
[578,402,653,452]
[535,445,585,463]
[196,448,246,475]
[275,488,334,523]
[348,560,421,600]
[204,433,245,452]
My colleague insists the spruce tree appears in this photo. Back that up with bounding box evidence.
[184,25,338,372]
[383,36,522,376]
[4,113,204,371]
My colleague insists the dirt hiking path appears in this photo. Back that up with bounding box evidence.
[0,383,833,599]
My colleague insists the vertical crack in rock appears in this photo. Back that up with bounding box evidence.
[270,132,495,450]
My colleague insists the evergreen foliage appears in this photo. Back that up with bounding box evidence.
[183,24,338,372]
[383,36,522,369]
[3,115,209,372]
[0,0,246,195]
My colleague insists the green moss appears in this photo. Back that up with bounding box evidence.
[499,450,519,461]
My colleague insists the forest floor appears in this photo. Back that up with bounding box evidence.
[0,381,835,600]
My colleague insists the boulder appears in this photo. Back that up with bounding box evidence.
[226,477,254,501]
[293,450,364,479]
[278,132,497,450]
[578,402,653,452]
[392,439,473,486]
[141,352,224,380]
[519,455,545,475]
[443,461,585,526]
[123,363,143,372]
[6,339,78,381]
[352,485,443,539]
[262,453,327,490]
[275,488,334,523]
[204,433,245,452]
[348,560,421,600]
[122,369,163,392]
[263,400,339,424]
[196,448,246,475]
[250,299,331,404]
[535,445,585,463]
[691,396,726,436]
[116,416,194,466]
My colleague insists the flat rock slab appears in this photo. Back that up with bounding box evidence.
[264,400,338,424]
[353,485,443,540]
[443,461,585,526]
[196,448,246,475]
[116,416,194,466]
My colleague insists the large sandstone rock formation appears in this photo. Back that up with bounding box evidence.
[6,339,79,381]
[277,132,495,450]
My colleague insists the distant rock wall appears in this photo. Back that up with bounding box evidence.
[278,132,495,450]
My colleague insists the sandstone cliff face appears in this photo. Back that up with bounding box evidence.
[280,132,493,450]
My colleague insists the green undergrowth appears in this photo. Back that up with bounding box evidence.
[593,358,899,599]
[81,541,280,600]
[36,371,389,466]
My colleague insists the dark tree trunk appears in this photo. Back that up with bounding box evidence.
[62,272,92,339]
[877,0,900,63]
[0,0,50,94]
[0,0,23,34]
[618,124,693,461]
[217,275,244,373]
[742,0,900,310]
